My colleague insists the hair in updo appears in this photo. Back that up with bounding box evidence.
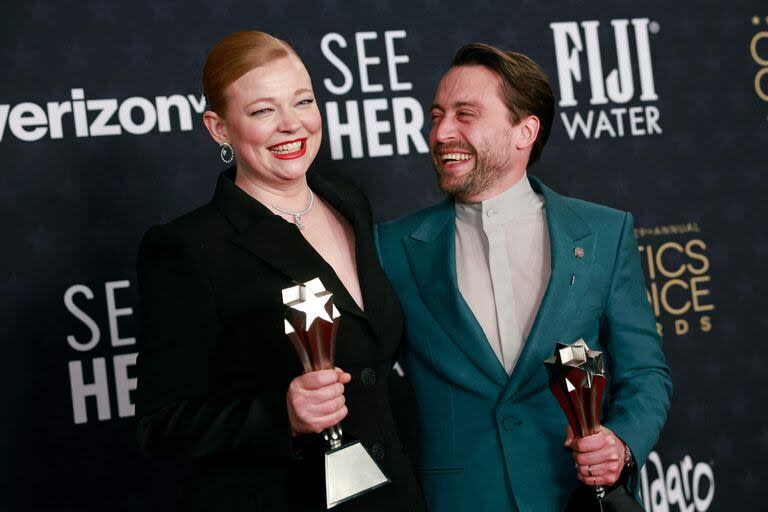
[202,31,300,115]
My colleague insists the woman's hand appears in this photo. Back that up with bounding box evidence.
[287,368,352,435]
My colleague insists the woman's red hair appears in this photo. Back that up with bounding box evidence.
[202,31,299,115]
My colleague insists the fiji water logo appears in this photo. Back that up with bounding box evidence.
[550,18,662,140]
[640,451,715,511]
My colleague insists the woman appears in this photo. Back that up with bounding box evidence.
[136,31,424,512]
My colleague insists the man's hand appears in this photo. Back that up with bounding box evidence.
[565,425,626,487]
[287,368,351,435]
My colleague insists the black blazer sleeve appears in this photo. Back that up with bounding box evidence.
[136,224,294,461]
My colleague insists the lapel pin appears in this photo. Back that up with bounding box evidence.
[573,247,585,259]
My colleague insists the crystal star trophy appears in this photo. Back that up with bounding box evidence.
[544,339,643,512]
[282,278,389,509]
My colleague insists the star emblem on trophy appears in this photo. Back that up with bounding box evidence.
[282,278,389,509]
[544,338,606,441]
[544,339,643,512]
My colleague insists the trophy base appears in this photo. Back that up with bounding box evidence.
[566,483,645,512]
[324,440,390,509]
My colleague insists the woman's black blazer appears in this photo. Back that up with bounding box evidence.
[136,168,425,512]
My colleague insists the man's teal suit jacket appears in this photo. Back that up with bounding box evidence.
[374,176,672,512]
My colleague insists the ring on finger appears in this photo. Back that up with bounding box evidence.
[592,477,597,486]
[587,465,593,477]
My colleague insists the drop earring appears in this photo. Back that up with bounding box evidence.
[220,142,234,164]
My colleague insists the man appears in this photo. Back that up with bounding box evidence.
[375,43,671,512]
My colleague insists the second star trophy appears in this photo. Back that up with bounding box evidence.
[545,339,643,512]
[282,278,389,509]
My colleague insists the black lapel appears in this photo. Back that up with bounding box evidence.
[308,171,396,348]
[211,168,366,320]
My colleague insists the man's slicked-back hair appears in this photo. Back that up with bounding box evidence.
[451,43,555,168]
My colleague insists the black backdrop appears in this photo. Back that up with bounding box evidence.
[2,1,767,510]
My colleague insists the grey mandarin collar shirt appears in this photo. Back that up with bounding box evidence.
[454,173,551,374]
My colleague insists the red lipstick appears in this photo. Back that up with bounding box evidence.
[268,138,307,160]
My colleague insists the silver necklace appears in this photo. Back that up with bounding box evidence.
[271,188,314,230]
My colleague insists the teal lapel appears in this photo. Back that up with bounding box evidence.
[501,176,595,402]
[403,200,508,388]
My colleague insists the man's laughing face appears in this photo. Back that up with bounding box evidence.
[429,65,521,202]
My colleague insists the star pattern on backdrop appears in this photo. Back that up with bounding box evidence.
[498,27,521,48]
[88,1,114,21]
[320,0,339,15]
[124,39,152,66]
[685,400,707,426]
[758,427,768,452]
[62,41,90,69]
[4,41,41,73]
[26,225,55,255]
[743,472,757,491]
[151,0,174,20]
[24,0,53,20]
[730,394,749,418]
[714,436,734,458]
[208,0,232,18]
[373,0,393,13]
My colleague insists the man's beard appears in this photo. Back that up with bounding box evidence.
[432,138,512,201]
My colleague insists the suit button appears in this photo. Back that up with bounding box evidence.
[360,368,377,386]
[502,416,522,430]
[370,442,385,462]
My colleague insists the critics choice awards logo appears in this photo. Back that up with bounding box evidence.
[634,223,714,339]
[751,15,768,114]
[550,18,661,140]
